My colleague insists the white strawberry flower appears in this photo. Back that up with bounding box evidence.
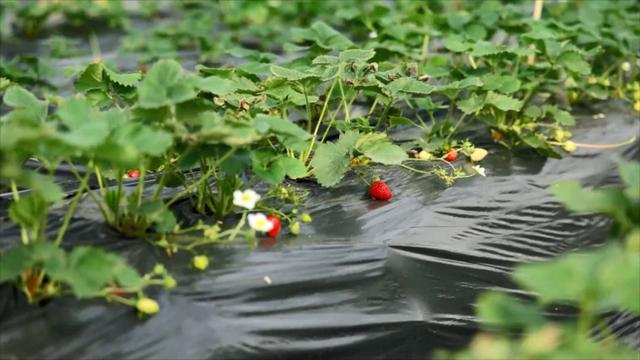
[233,189,261,210]
[248,213,274,232]
[472,165,486,177]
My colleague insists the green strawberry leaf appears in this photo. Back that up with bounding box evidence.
[444,34,471,52]
[270,64,317,81]
[553,109,575,126]
[74,63,105,92]
[482,74,521,94]
[103,66,141,87]
[485,91,523,112]
[476,292,545,330]
[196,75,240,96]
[339,48,376,63]
[557,51,591,75]
[2,85,48,125]
[386,77,435,96]
[64,247,130,298]
[138,60,197,109]
[311,130,359,187]
[619,161,640,202]
[254,114,311,140]
[457,93,486,114]
[276,156,307,179]
[359,141,408,165]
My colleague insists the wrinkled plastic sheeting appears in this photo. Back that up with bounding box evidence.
[0,109,639,359]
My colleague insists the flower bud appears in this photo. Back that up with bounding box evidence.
[301,213,312,223]
[204,227,218,240]
[192,255,209,271]
[153,264,166,275]
[136,297,159,315]
[289,221,300,235]
[563,140,577,152]
[622,61,631,72]
[164,276,177,289]
[554,128,565,142]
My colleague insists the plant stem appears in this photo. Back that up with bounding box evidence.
[319,98,346,144]
[302,77,338,164]
[151,170,167,202]
[10,180,20,201]
[107,294,136,306]
[419,34,430,68]
[366,97,379,120]
[89,31,101,62]
[166,148,237,206]
[135,167,146,207]
[94,165,107,199]
[114,169,123,221]
[302,82,313,133]
[375,98,394,130]
[399,163,433,175]
[404,99,428,128]
[448,113,468,141]
[338,78,351,124]
[54,170,91,246]
[406,157,457,173]
[257,206,292,222]
[10,180,29,245]
[226,211,247,243]
[67,162,113,224]
[574,137,636,149]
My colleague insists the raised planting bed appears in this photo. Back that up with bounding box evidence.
[1,1,639,359]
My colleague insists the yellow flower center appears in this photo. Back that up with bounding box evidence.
[255,219,267,228]
[242,194,253,201]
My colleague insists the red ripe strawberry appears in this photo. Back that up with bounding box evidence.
[369,180,393,201]
[266,215,281,238]
[444,149,458,162]
[127,169,140,178]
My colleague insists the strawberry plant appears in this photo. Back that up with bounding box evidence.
[0,242,174,313]
[0,0,637,319]
[2,0,127,37]
[440,161,640,359]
